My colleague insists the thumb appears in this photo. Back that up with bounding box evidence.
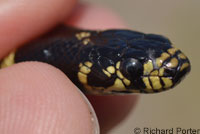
[0,62,99,134]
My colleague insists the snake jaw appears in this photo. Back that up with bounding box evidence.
[140,47,191,93]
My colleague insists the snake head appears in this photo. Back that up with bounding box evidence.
[119,33,191,93]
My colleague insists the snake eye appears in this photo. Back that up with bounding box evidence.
[120,58,143,79]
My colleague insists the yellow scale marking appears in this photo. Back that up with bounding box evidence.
[178,53,187,59]
[116,70,124,79]
[78,62,93,85]
[143,60,153,75]
[107,66,115,74]
[0,51,15,68]
[79,63,83,68]
[103,61,131,89]
[143,77,152,89]
[106,78,126,91]
[102,69,111,77]
[156,52,170,67]
[159,68,165,76]
[116,61,120,69]
[78,72,87,84]
[116,68,131,86]
[80,66,91,74]
[82,38,91,45]
[150,70,159,75]
[167,47,179,55]
[161,77,173,88]
[75,32,91,40]
[142,77,154,93]
[123,78,131,86]
[180,63,189,71]
[166,58,178,68]
[115,64,131,86]
[84,61,93,68]
[150,76,162,90]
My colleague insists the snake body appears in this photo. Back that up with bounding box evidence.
[0,25,191,95]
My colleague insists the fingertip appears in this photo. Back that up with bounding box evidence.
[66,3,127,29]
[0,62,99,134]
[0,0,77,57]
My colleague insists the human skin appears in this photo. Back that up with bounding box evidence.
[0,0,138,134]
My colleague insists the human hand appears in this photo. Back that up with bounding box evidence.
[0,0,138,133]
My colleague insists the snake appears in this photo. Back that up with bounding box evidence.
[0,25,191,95]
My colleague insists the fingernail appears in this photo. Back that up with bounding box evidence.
[78,90,100,134]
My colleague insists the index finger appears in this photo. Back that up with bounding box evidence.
[0,0,77,58]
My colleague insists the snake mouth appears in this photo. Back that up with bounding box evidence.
[141,75,174,92]
[141,60,191,92]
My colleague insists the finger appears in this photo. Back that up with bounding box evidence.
[66,3,139,132]
[0,0,77,58]
[66,3,126,29]
[0,2,138,133]
[0,62,99,134]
